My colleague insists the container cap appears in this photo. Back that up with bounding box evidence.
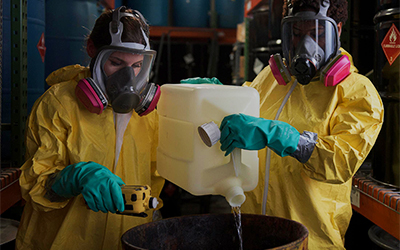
[150,197,159,209]
[198,121,221,147]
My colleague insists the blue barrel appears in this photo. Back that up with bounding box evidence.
[45,0,102,78]
[1,0,46,161]
[216,0,245,28]
[114,0,123,8]
[28,0,46,111]
[173,0,210,27]
[126,0,169,26]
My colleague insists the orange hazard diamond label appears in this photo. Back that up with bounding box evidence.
[37,32,46,63]
[381,23,400,65]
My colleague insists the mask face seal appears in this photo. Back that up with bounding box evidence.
[269,0,350,86]
[75,6,160,115]
[106,66,142,113]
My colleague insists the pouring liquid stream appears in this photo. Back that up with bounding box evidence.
[232,206,243,250]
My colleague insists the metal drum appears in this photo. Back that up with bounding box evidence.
[372,7,400,187]
[215,0,245,28]
[173,0,210,27]
[126,0,169,26]
[121,213,308,250]
[45,0,102,78]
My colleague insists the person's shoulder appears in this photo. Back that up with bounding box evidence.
[245,66,272,87]
[244,66,280,94]
[46,65,90,87]
[340,71,376,90]
[34,77,79,115]
[337,72,381,102]
[42,65,89,105]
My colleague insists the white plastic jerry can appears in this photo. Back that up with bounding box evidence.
[157,84,260,207]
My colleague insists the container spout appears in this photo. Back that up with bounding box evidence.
[216,177,246,207]
[224,185,246,207]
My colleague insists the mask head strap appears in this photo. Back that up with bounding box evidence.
[110,6,150,50]
[319,0,330,16]
[287,0,330,17]
[287,0,293,16]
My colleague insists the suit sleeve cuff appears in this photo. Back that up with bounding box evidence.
[290,131,318,163]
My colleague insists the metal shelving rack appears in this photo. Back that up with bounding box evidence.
[0,0,28,215]
[9,0,28,168]
[352,170,400,240]
[243,0,268,81]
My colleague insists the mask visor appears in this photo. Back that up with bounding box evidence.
[282,18,339,77]
[92,47,156,113]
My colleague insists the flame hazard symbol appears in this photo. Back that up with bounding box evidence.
[381,23,400,65]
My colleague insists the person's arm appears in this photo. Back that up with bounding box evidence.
[219,114,301,157]
[304,74,383,184]
[47,161,125,213]
[224,70,383,184]
[20,85,125,213]
[20,88,73,212]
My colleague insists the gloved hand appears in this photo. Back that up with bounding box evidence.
[51,161,125,213]
[180,77,223,85]
[219,114,300,157]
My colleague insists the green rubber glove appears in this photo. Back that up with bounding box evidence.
[51,161,125,213]
[180,77,223,85]
[219,114,300,157]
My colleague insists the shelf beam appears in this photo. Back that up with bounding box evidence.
[149,26,237,45]
[99,0,114,9]
[352,174,400,240]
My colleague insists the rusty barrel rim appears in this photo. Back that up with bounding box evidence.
[122,213,309,250]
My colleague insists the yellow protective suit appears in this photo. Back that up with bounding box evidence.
[242,50,383,249]
[16,65,165,250]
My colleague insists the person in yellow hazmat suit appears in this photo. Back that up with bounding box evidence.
[16,6,164,250]
[184,0,384,249]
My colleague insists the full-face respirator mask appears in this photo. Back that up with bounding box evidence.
[269,0,351,86]
[75,7,160,115]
